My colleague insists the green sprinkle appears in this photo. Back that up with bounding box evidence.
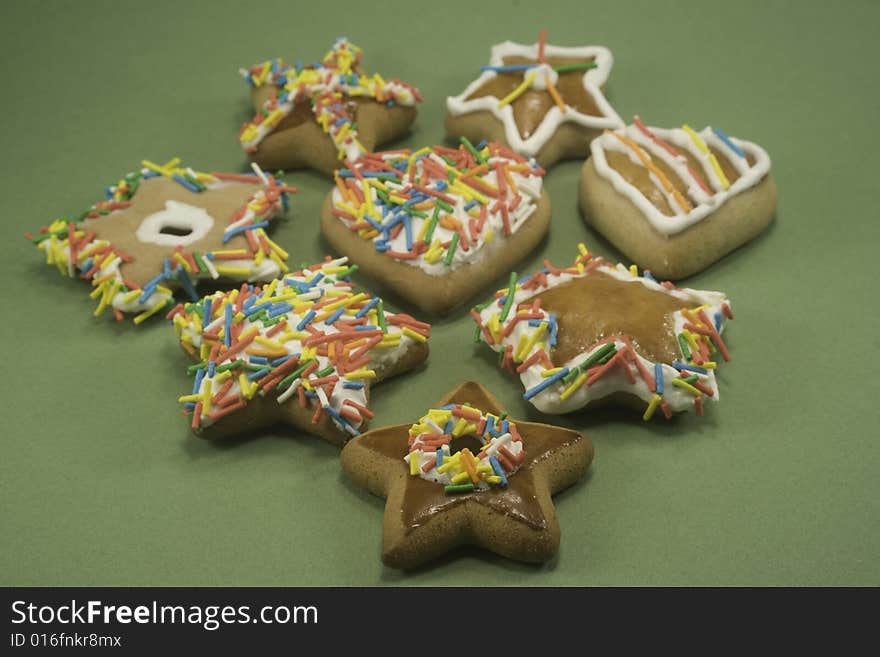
[336,265,359,279]
[498,412,508,421]
[445,483,475,494]
[564,342,617,383]
[474,302,489,312]
[315,365,335,378]
[424,206,440,244]
[244,363,267,372]
[677,334,692,360]
[552,62,598,74]
[436,200,454,213]
[444,232,460,266]
[376,299,387,334]
[217,359,245,373]
[187,362,207,374]
[441,155,457,167]
[460,136,485,164]
[277,358,317,391]
[499,271,518,322]
[474,323,482,343]
[682,375,699,384]
[192,252,208,274]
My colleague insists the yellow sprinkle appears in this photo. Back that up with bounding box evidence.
[141,159,174,178]
[120,289,142,303]
[201,379,213,415]
[409,453,419,476]
[214,266,252,276]
[486,475,502,485]
[345,369,376,380]
[133,300,167,325]
[578,243,589,257]
[541,367,564,378]
[560,372,589,401]
[174,252,192,273]
[498,72,536,108]
[629,264,638,276]
[214,370,232,385]
[178,394,202,403]
[254,335,285,350]
[451,471,471,484]
[516,322,547,361]
[671,378,702,396]
[485,229,494,243]
[402,327,427,343]
[642,394,663,421]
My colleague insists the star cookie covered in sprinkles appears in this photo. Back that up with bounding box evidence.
[581,118,776,279]
[472,246,734,420]
[446,30,623,168]
[320,139,551,315]
[341,381,592,568]
[239,38,422,175]
[169,256,431,446]
[28,159,294,324]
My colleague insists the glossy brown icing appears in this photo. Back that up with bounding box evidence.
[465,56,600,139]
[607,141,756,216]
[83,176,262,286]
[535,270,695,364]
[360,418,582,533]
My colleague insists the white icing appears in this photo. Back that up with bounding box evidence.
[446,40,624,157]
[135,200,215,247]
[590,124,772,236]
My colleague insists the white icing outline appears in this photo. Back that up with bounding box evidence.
[590,124,772,236]
[446,41,624,157]
[135,200,215,247]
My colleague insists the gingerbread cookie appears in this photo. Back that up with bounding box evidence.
[170,256,430,446]
[28,159,294,323]
[581,118,776,279]
[320,139,550,315]
[239,38,422,175]
[341,381,592,568]
[472,246,733,420]
[445,30,623,168]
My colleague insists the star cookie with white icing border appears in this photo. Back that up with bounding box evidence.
[445,30,623,168]
[320,138,550,314]
[340,381,592,568]
[472,246,734,421]
[239,38,423,176]
[581,118,777,279]
[170,256,431,446]
[28,158,294,324]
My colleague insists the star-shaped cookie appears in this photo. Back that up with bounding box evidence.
[170,256,431,446]
[445,31,623,168]
[239,38,423,175]
[472,246,734,420]
[29,158,294,323]
[340,381,593,568]
[320,139,550,314]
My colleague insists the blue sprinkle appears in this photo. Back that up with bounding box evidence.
[527,319,542,327]
[642,270,656,282]
[438,404,456,410]
[403,215,413,251]
[480,64,534,73]
[325,307,345,324]
[202,298,212,330]
[500,419,509,435]
[172,173,201,193]
[443,418,454,434]
[249,356,268,365]
[343,381,365,390]
[247,368,270,381]
[355,324,378,331]
[271,354,295,367]
[224,303,233,348]
[207,360,216,377]
[163,257,172,279]
[177,269,199,302]
[489,456,508,486]
[223,221,270,244]
[523,367,570,400]
[672,361,707,375]
[183,401,196,410]
[192,367,205,395]
[654,363,664,395]
[436,448,444,468]
[355,297,380,318]
[712,127,747,159]
[714,312,722,332]
[483,416,494,436]
[476,140,488,150]
[464,200,478,211]
[296,310,316,331]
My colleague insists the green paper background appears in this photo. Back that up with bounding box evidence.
[1,0,877,586]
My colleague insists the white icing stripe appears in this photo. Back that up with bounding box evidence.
[447,41,624,157]
[590,124,771,236]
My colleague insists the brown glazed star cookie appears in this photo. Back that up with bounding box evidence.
[340,381,593,568]
[28,158,294,323]
[238,38,422,175]
[170,256,431,446]
[445,31,623,168]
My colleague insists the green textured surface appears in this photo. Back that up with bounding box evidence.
[1,0,877,586]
